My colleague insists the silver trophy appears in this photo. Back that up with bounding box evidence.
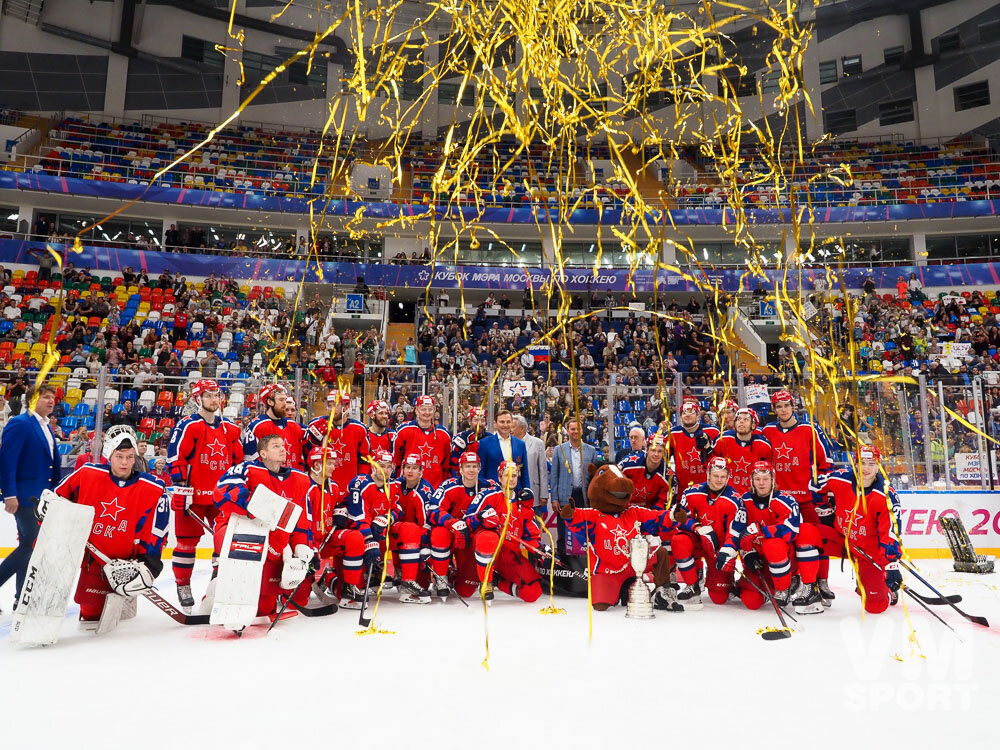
[625,523,654,619]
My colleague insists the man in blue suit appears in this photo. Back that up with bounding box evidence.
[477,409,529,495]
[0,384,62,605]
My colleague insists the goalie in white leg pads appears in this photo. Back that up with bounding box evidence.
[47,426,168,628]
[212,434,313,625]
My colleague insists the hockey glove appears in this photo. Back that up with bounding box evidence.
[370,515,390,541]
[452,434,467,452]
[885,562,902,592]
[879,538,901,563]
[808,473,831,495]
[447,518,471,550]
[517,488,535,506]
[169,486,194,513]
[280,546,308,589]
[104,559,155,597]
[480,507,502,530]
[331,506,350,530]
[739,523,764,552]
[741,550,763,574]
[363,540,381,566]
[33,489,62,522]
[715,545,737,573]
[697,525,719,554]
[694,432,710,454]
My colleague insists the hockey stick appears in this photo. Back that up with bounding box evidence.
[905,590,963,607]
[902,587,964,642]
[268,524,343,633]
[85,543,210,626]
[358,562,376,628]
[736,555,794,639]
[281,596,338,618]
[167,488,213,534]
[850,545,989,628]
[511,533,587,577]
[447,560,470,607]
[898,560,989,628]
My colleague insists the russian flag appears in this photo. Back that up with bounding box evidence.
[529,345,549,363]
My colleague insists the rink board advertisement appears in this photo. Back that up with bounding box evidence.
[2,491,998,559]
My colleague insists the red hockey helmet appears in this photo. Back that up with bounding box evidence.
[367,399,389,418]
[415,395,434,408]
[190,379,220,401]
[259,383,286,405]
[858,444,881,462]
[403,454,423,468]
[735,407,759,430]
[459,451,481,466]
[719,398,739,415]
[468,406,485,421]
[498,460,519,481]
[751,460,776,479]
[680,398,700,414]
[770,390,794,407]
[647,432,666,450]
[372,449,393,465]
[307,446,338,466]
[327,390,351,405]
[706,456,729,474]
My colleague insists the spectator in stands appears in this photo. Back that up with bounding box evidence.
[908,272,924,302]
[0,393,10,437]
[201,350,220,379]
[48,414,64,441]
[614,423,647,462]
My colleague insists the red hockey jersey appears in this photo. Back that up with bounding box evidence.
[167,414,244,504]
[617,452,671,510]
[366,427,395,463]
[711,432,773,496]
[392,421,452,489]
[241,415,306,471]
[55,464,167,560]
[761,422,830,503]
[567,505,672,575]
[216,460,313,559]
[668,426,715,491]
[679,481,744,544]
[305,416,371,497]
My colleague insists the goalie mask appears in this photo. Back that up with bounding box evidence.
[102,425,138,460]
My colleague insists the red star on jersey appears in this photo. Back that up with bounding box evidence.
[685,447,703,466]
[732,456,751,476]
[100,496,125,522]
[328,437,347,468]
[206,438,227,458]
[774,443,793,460]
[417,441,436,468]
[632,485,649,501]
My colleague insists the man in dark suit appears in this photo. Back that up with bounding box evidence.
[477,409,529,495]
[0,384,62,605]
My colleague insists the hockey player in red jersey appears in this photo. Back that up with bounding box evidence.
[616,432,672,510]
[670,456,744,609]
[720,461,800,610]
[559,463,675,610]
[426,451,482,599]
[760,390,831,523]
[241,383,307,471]
[450,406,486,472]
[711,408,772,495]
[462,462,542,603]
[305,446,379,609]
[371,454,435,603]
[716,399,739,435]
[166,379,243,611]
[365,399,394,457]
[797,445,902,614]
[668,398,715,491]
[305,391,371,494]
[392,394,452,489]
[214,433,314,618]
[49,425,168,627]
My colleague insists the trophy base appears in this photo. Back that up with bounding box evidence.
[625,581,655,619]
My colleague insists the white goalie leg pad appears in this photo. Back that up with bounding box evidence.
[246,485,302,533]
[97,594,127,635]
[103,559,155,597]
[10,500,95,647]
[211,514,270,629]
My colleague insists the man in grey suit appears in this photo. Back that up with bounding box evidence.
[512,415,547,514]
[549,419,597,559]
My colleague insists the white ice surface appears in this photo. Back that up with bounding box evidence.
[2,560,999,749]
